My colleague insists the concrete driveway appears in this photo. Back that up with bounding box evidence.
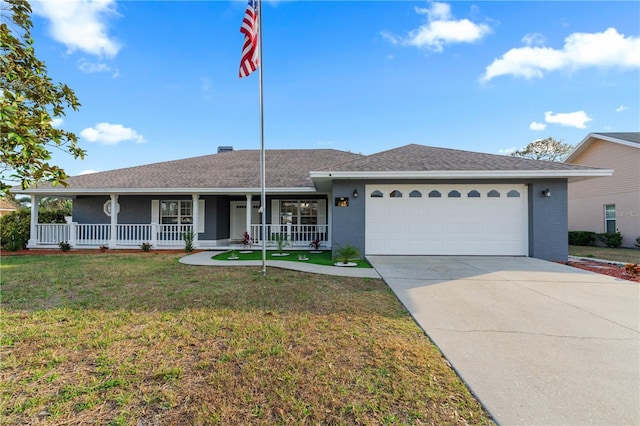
[368,256,640,425]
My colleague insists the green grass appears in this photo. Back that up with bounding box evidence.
[0,253,492,425]
[214,249,373,268]
[568,245,640,263]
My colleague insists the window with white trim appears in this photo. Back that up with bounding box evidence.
[604,204,616,233]
[280,200,318,225]
[160,200,193,224]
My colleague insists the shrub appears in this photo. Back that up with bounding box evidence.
[597,232,623,248]
[568,231,596,246]
[334,244,361,265]
[0,210,30,250]
[58,241,71,251]
[636,236,640,249]
[140,242,153,252]
[182,230,195,252]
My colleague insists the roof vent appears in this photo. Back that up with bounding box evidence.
[217,146,234,153]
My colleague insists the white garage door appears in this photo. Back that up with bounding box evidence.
[365,184,528,255]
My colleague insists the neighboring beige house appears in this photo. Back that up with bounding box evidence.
[565,132,640,248]
[0,198,18,217]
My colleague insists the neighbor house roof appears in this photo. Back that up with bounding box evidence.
[310,144,612,188]
[19,149,363,195]
[565,132,640,163]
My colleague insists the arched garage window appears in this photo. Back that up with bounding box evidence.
[448,190,461,198]
[370,190,383,198]
[390,190,403,198]
[467,190,481,198]
[507,190,521,198]
[409,190,422,198]
[428,190,441,198]
[487,190,501,198]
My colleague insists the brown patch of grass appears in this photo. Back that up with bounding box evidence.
[1,253,492,425]
[568,245,640,264]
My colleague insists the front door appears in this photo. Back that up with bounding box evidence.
[230,201,260,240]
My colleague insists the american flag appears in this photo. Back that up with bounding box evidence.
[239,0,259,78]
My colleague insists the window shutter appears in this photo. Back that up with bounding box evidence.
[151,200,159,223]
[198,199,205,232]
[317,199,326,225]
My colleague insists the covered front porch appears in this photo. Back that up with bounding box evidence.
[26,193,331,250]
[30,222,330,250]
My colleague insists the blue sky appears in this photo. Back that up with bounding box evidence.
[27,0,640,176]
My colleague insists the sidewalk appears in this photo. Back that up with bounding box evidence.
[179,251,381,278]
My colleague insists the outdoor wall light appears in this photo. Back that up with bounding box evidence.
[541,188,551,197]
[353,189,359,198]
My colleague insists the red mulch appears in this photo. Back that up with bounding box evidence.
[0,249,200,257]
[566,259,640,283]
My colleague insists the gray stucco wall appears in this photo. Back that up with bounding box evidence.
[331,181,366,257]
[73,195,231,240]
[330,178,570,262]
[528,180,568,261]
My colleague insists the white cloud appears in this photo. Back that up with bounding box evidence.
[615,105,628,112]
[382,2,491,52]
[498,147,516,155]
[78,169,98,175]
[482,28,640,81]
[544,110,592,129]
[77,58,119,77]
[32,0,121,58]
[51,117,64,127]
[521,33,545,47]
[80,122,146,145]
[529,122,547,131]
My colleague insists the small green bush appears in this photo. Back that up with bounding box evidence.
[568,231,596,246]
[636,236,640,249]
[1,210,30,250]
[58,241,71,251]
[182,230,195,252]
[140,242,153,252]
[597,232,623,248]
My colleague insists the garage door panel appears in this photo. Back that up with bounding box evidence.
[365,184,528,256]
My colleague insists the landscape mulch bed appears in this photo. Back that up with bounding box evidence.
[0,249,199,257]
[567,259,639,283]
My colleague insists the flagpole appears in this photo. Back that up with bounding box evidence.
[258,0,266,276]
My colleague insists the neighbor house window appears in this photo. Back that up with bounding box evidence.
[280,200,318,225]
[604,204,616,233]
[160,200,193,224]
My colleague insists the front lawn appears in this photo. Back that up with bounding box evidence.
[568,245,640,263]
[213,249,372,268]
[0,253,491,425]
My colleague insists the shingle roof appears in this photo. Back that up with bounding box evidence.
[55,149,364,190]
[322,144,598,172]
[21,144,608,194]
[593,132,640,144]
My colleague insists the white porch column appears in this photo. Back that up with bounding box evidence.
[109,194,118,248]
[27,194,39,247]
[245,194,252,237]
[192,194,200,248]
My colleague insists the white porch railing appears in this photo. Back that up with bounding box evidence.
[249,224,329,247]
[76,224,110,245]
[156,224,192,246]
[32,223,328,248]
[33,223,193,247]
[36,224,70,245]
